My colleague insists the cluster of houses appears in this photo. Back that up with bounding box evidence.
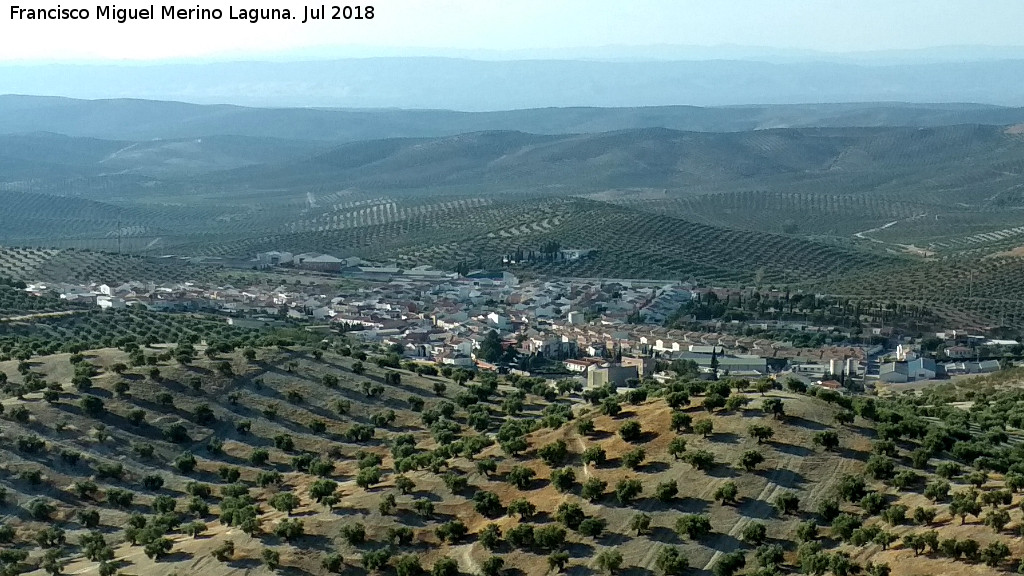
[22,258,1021,390]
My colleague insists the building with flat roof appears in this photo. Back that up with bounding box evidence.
[587,364,639,389]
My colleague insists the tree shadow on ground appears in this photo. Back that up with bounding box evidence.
[227,558,263,570]
[838,447,870,462]
[772,442,814,457]
[675,497,712,515]
[706,466,738,479]
[650,526,682,544]
[567,542,595,558]
[756,467,806,489]
[709,432,742,445]
[640,461,670,474]
[737,496,777,520]
[783,415,828,431]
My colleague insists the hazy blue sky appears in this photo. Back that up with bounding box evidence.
[2,0,1024,61]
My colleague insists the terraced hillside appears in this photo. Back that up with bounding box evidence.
[2,344,1024,575]
[6,108,1024,328]
[0,248,223,285]
[819,256,1024,329]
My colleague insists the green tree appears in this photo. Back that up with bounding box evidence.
[813,430,840,451]
[774,492,800,516]
[391,553,423,573]
[619,420,643,442]
[595,549,624,574]
[655,480,679,503]
[712,551,746,576]
[656,547,690,575]
[741,522,767,545]
[739,450,765,471]
[615,478,643,505]
[269,492,301,515]
[582,477,608,501]
[675,514,713,540]
[478,330,504,363]
[747,424,774,443]
[714,481,739,505]
[694,419,713,438]
[668,437,688,459]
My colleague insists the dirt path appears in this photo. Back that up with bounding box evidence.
[455,542,481,575]
[852,220,899,243]
[575,436,591,479]
[0,310,86,322]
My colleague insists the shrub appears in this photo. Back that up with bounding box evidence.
[212,540,235,561]
[174,451,197,474]
[536,440,569,467]
[748,424,774,443]
[481,556,505,576]
[694,419,713,437]
[682,449,715,471]
[582,446,607,466]
[394,554,424,576]
[531,524,566,551]
[631,513,652,534]
[143,537,173,560]
[507,498,536,519]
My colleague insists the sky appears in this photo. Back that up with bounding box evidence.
[1,0,1024,62]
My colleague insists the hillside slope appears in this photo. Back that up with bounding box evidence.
[1,343,1024,576]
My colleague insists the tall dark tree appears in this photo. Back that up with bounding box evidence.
[478,331,504,363]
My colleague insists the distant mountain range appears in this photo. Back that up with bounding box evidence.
[3,96,1024,144]
[5,57,1024,109]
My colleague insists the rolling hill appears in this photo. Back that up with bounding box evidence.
[1,340,1024,576]
[4,96,1024,143]
[4,101,1024,327]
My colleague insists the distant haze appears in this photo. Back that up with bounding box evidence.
[4,0,1024,62]
[5,57,1024,110]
